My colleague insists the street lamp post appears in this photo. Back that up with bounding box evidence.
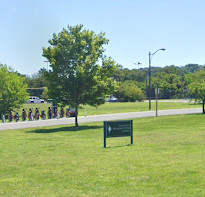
[149,48,166,110]
[134,62,142,69]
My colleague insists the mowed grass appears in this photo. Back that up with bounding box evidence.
[0,114,205,196]
[78,101,201,116]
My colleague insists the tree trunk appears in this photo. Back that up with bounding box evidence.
[203,100,205,114]
[75,104,79,127]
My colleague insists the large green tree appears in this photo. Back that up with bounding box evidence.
[43,25,117,126]
[0,65,29,115]
[186,70,205,113]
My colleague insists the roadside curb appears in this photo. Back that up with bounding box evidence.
[0,108,202,131]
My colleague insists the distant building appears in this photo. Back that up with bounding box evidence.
[27,88,44,97]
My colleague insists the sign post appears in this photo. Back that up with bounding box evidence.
[1,114,5,123]
[155,87,160,117]
[104,120,133,148]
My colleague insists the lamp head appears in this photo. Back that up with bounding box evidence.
[161,48,166,51]
[134,62,142,65]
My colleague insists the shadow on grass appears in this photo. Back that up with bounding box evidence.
[28,125,102,134]
[105,144,132,149]
[186,113,204,116]
[188,103,202,106]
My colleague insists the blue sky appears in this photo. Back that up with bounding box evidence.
[1,0,205,75]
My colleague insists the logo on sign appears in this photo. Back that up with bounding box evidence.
[108,125,112,134]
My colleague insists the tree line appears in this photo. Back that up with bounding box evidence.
[24,63,204,101]
[23,61,205,105]
[112,64,205,101]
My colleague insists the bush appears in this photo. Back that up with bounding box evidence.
[114,81,145,102]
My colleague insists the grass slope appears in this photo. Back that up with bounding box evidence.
[0,114,205,196]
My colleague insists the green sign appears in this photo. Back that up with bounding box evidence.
[104,120,133,148]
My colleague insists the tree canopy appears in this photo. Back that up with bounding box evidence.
[42,24,117,126]
[186,69,205,113]
[0,65,29,115]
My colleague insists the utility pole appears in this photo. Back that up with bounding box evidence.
[156,86,159,117]
[149,52,151,110]
[148,48,166,110]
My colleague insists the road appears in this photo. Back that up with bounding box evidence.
[0,108,202,131]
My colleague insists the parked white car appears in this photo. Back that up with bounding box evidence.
[106,95,118,102]
[27,97,45,104]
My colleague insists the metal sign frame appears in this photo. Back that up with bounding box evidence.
[104,120,133,148]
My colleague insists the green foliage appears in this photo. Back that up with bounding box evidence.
[163,65,181,75]
[185,70,205,112]
[182,64,202,74]
[113,68,146,82]
[152,72,182,99]
[25,70,49,88]
[113,64,204,99]
[0,65,29,114]
[186,70,205,101]
[42,24,117,126]
[114,81,145,102]
[24,70,49,97]
[41,87,49,101]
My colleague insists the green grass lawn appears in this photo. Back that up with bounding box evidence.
[0,114,205,196]
[78,101,201,116]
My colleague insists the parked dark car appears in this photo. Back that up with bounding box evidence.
[69,108,76,117]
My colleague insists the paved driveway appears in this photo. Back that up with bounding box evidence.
[0,108,202,131]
